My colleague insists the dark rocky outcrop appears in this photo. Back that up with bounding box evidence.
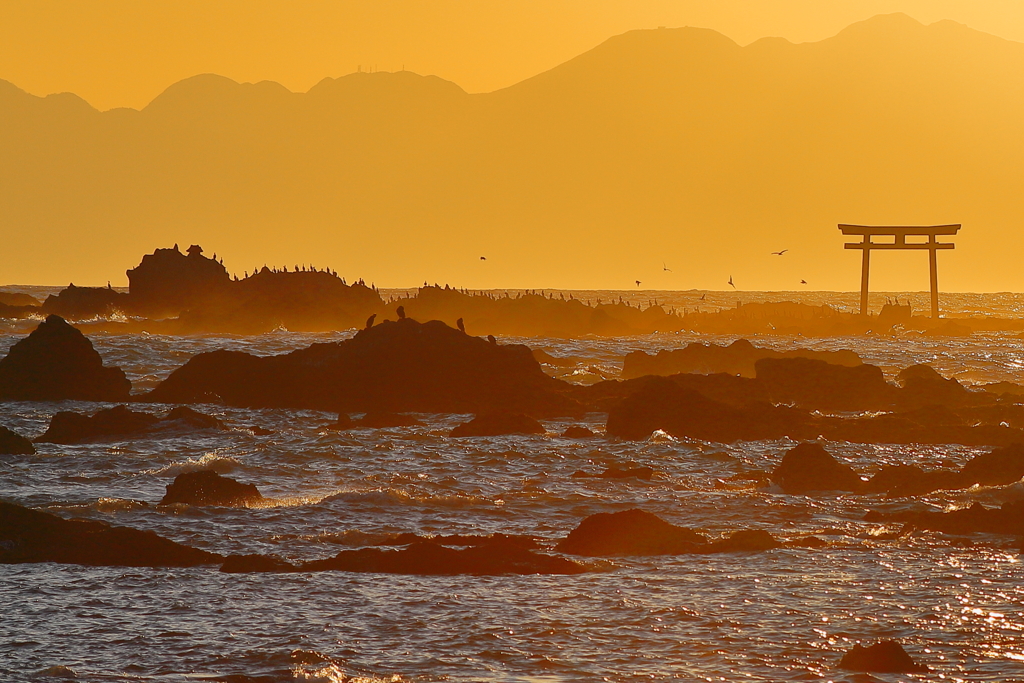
[159,470,263,507]
[0,425,34,454]
[897,363,987,411]
[838,641,927,673]
[755,356,896,412]
[557,509,782,557]
[605,376,809,442]
[622,338,861,379]
[866,501,1024,537]
[126,243,231,318]
[325,413,355,430]
[36,405,224,444]
[40,284,128,320]
[0,315,130,402]
[222,538,589,575]
[449,412,545,437]
[556,509,708,556]
[561,425,596,438]
[770,442,864,494]
[148,318,580,417]
[0,500,221,567]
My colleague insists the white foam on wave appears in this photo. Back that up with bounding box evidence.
[146,452,241,477]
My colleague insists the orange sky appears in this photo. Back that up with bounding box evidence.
[3,0,1024,110]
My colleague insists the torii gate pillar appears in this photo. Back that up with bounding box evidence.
[839,224,960,319]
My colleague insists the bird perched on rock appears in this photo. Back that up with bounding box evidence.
[487,334,497,345]
[397,306,406,320]
[365,313,376,329]
[456,318,466,333]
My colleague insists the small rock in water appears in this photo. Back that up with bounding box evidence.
[358,411,422,428]
[159,470,263,507]
[450,412,545,437]
[838,640,927,673]
[561,425,595,438]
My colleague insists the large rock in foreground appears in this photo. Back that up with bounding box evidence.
[159,470,263,507]
[148,318,580,416]
[0,425,34,454]
[0,315,130,402]
[838,641,927,673]
[0,501,221,567]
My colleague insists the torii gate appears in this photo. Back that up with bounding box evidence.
[839,224,960,319]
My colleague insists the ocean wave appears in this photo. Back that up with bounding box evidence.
[144,452,242,477]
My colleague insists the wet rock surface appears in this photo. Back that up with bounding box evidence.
[159,470,264,507]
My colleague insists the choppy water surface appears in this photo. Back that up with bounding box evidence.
[3,291,1024,682]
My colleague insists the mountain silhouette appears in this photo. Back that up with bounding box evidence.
[2,13,1022,290]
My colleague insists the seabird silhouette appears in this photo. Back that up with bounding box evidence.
[800,279,807,285]
[397,305,406,320]
[771,249,789,256]
[456,317,465,333]
[365,313,376,329]
[480,256,487,260]
[635,280,641,287]
[487,334,497,345]
[663,262,672,272]
[699,293,706,301]
[728,276,735,289]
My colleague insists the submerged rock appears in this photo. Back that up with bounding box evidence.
[770,442,864,494]
[222,538,589,575]
[0,500,221,567]
[571,465,655,480]
[148,318,580,417]
[36,404,224,444]
[0,425,34,455]
[450,412,545,437]
[0,315,130,402]
[357,412,423,428]
[838,641,927,673]
[865,500,1024,537]
[159,470,263,507]
[561,425,596,438]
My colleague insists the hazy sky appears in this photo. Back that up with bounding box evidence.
[3,0,1024,110]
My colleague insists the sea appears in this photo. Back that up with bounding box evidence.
[1,289,1023,683]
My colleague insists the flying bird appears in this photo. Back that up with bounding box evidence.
[771,249,789,256]
[636,280,641,287]
[480,256,487,260]
[663,262,672,272]
[800,279,807,285]
[699,293,706,301]
[728,276,735,289]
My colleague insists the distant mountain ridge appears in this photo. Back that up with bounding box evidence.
[2,13,1023,291]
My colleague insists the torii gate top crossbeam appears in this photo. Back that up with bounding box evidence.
[838,224,960,319]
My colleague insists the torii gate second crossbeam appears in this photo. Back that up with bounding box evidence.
[839,224,960,319]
